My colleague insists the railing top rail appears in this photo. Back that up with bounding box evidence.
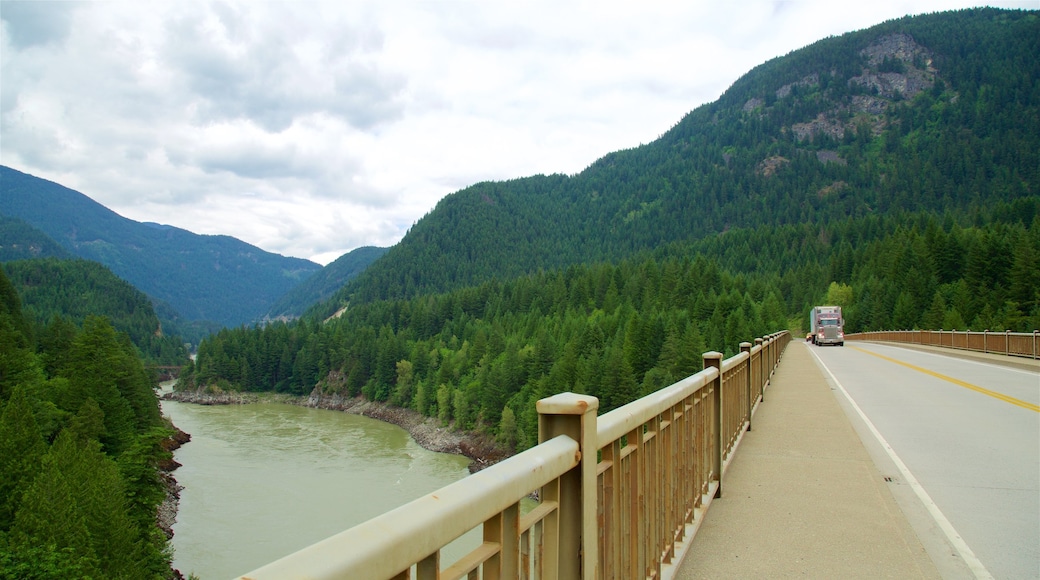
[855,330,1037,337]
[597,369,713,445]
[721,350,750,373]
[236,434,580,580]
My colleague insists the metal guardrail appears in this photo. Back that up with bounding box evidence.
[236,331,791,580]
[846,330,1040,359]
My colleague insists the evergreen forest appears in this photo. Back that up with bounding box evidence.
[180,205,1039,452]
[2,259,190,367]
[0,267,175,578]
[0,166,322,328]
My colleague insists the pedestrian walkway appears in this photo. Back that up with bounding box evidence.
[674,341,941,579]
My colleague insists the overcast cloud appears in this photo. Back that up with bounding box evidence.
[1,1,1032,265]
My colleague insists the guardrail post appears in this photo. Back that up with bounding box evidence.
[755,338,765,402]
[537,392,599,580]
[703,351,723,498]
[740,342,753,432]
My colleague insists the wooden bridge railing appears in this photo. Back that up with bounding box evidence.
[236,331,791,580]
[846,330,1039,359]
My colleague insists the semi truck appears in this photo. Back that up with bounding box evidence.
[810,306,844,346]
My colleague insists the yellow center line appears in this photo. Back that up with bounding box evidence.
[850,346,1040,413]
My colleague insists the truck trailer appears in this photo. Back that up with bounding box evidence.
[810,306,844,346]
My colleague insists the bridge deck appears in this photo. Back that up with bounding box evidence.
[673,341,941,579]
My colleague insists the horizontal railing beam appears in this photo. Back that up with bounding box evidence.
[597,371,712,446]
[235,434,580,580]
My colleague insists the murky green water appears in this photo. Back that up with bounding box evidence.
[161,401,474,579]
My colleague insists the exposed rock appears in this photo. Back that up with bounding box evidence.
[157,472,183,541]
[792,114,846,142]
[776,73,819,99]
[163,385,512,472]
[756,156,789,177]
[815,150,846,165]
[301,389,510,471]
[860,33,927,67]
[850,95,890,115]
[742,97,764,113]
[163,389,265,405]
[849,33,936,100]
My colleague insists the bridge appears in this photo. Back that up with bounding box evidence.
[235,330,1039,579]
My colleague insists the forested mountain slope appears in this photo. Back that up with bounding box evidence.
[324,8,1038,314]
[265,246,388,321]
[184,207,1038,451]
[0,217,72,261]
[184,8,1039,455]
[0,166,322,326]
[2,259,189,366]
[0,267,176,578]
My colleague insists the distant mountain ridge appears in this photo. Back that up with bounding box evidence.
[265,245,388,321]
[0,216,73,261]
[321,8,1039,315]
[0,166,322,326]
[1,258,189,366]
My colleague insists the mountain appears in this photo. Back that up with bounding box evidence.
[265,246,388,321]
[321,7,1039,316]
[1,258,189,366]
[0,166,322,327]
[184,8,1039,452]
[0,216,72,261]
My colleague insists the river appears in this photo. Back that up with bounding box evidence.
[161,400,476,579]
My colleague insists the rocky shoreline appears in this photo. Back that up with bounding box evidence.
[156,426,191,540]
[160,388,511,471]
[158,387,511,578]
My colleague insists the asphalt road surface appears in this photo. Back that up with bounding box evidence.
[808,342,1039,580]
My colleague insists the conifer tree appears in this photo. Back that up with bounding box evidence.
[0,386,48,530]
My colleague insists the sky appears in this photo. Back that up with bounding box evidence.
[1,1,1034,265]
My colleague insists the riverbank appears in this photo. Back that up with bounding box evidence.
[161,388,511,472]
[157,425,191,539]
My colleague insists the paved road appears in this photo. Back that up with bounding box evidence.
[808,343,1039,580]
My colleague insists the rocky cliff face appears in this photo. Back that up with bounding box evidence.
[851,33,937,101]
[744,32,943,168]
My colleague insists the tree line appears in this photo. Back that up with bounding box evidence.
[181,204,1038,454]
[0,267,174,578]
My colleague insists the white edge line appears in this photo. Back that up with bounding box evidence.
[806,345,995,580]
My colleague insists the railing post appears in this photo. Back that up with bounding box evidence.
[703,351,723,498]
[537,393,599,580]
[755,337,765,402]
[740,342,753,432]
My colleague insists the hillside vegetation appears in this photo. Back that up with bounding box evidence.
[185,8,1040,453]
[0,166,322,327]
[2,258,189,367]
[0,217,72,262]
[265,246,388,321]
[321,8,1038,313]
[0,267,175,578]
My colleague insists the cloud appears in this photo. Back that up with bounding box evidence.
[160,4,405,132]
[0,0,78,48]
[1,1,1028,265]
